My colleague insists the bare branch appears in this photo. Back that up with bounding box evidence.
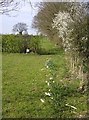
[0,0,20,14]
[0,0,32,14]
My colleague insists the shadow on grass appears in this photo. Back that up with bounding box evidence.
[37,48,64,55]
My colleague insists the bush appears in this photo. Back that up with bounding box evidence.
[2,35,41,54]
[2,35,21,53]
[29,35,41,53]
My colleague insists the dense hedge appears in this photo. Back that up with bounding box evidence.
[2,34,41,53]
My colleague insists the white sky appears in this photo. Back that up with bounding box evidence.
[0,1,41,35]
[0,0,88,34]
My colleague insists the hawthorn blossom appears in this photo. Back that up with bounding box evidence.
[52,11,73,52]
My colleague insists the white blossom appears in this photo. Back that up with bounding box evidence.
[47,82,50,86]
[49,77,53,80]
[52,11,73,52]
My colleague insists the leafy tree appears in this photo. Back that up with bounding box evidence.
[12,22,28,35]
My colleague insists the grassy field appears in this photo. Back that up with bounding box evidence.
[2,38,87,118]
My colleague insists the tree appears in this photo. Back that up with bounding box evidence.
[0,0,32,14]
[52,2,89,92]
[33,2,89,92]
[0,0,20,14]
[32,2,72,46]
[12,22,28,35]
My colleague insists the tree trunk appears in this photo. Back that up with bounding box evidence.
[19,31,22,35]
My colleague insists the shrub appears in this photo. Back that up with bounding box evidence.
[29,35,41,53]
[2,35,21,53]
[2,35,41,54]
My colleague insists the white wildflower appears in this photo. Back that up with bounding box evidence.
[79,115,83,118]
[65,103,77,110]
[49,77,53,80]
[53,81,55,83]
[40,99,45,103]
[51,97,53,99]
[45,92,51,96]
[47,82,50,86]
[49,89,51,91]
[45,81,48,83]
[46,66,49,68]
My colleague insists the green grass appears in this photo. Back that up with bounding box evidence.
[2,52,87,118]
[38,37,62,55]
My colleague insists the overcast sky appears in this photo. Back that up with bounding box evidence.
[0,0,88,35]
[0,1,42,35]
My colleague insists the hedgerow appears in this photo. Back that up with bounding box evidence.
[2,34,41,53]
